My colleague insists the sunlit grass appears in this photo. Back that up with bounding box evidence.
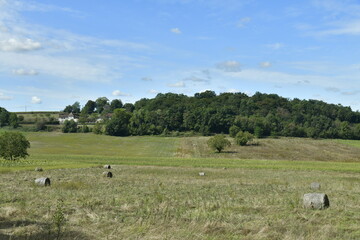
[1,133,360,173]
[2,133,360,239]
[334,139,360,149]
[2,165,360,239]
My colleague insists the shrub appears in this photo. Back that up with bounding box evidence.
[254,126,264,138]
[62,120,78,133]
[0,132,30,161]
[229,125,241,137]
[35,120,47,131]
[93,122,104,134]
[18,115,24,122]
[207,134,231,153]
[80,125,90,133]
[53,199,67,240]
[235,131,254,146]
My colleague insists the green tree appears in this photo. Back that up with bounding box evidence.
[123,103,135,112]
[78,112,88,125]
[0,132,30,161]
[207,134,231,153]
[93,122,104,134]
[81,100,96,114]
[79,125,90,133]
[63,101,80,113]
[229,125,241,137]
[0,107,10,127]
[235,131,254,146]
[18,115,24,122]
[110,99,123,111]
[71,101,81,114]
[9,113,19,128]
[62,120,78,133]
[35,119,47,131]
[105,108,132,136]
[95,97,109,113]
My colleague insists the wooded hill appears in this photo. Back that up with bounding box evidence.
[69,91,360,139]
[2,90,360,139]
[129,91,360,139]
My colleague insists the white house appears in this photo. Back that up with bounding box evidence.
[58,112,78,124]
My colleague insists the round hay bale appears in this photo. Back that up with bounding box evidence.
[35,167,43,172]
[103,171,113,178]
[303,193,329,210]
[199,172,205,176]
[103,165,111,169]
[310,182,321,190]
[35,177,51,186]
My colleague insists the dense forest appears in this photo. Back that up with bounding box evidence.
[62,91,360,140]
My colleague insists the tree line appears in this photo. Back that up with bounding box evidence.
[61,91,360,140]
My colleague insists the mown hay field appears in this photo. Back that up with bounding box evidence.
[1,133,360,239]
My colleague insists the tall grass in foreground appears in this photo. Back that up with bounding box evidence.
[1,166,360,239]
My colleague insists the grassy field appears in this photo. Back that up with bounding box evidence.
[2,133,360,239]
[2,132,360,172]
[16,112,59,123]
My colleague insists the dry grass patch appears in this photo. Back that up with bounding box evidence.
[177,137,360,162]
[1,165,360,239]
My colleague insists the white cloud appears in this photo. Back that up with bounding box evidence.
[0,38,41,52]
[148,89,158,94]
[325,87,340,92]
[219,68,352,89]
[342,90,360,96]
[112,90,130,96]
[183,76,209,82]
[259,61,272,68]
[168,81,185,88]
[5,0,78,14]
[0,92,12,100]
[266,43,284,50]
[226,88,239,93]
[319,20,360,36]
[141,77,152,81]
[199,89,213,93]
[0,23,8,32]
[216,60,241,72]
[12,68,38,75]
[285,61,345,74]
[0,0,149,84]
[310,1,360,36]
[0,52,118,82]
[237,17,251,28]
[312,0,360,16]
[31,96,42,104]
[171,28,182,34]
[202,69,211,79]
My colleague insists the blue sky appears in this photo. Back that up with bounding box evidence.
[0,0,360,112]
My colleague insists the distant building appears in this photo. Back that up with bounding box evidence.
[58,112,78,124]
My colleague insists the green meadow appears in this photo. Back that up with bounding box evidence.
[2,133,360,239]
[3,132,360,172]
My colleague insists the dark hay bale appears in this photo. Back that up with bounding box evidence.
[35,177,51,186]
[35,167,43,172]
[103,165,111,169]
[303,193,329,210]
[103,171,113,178]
